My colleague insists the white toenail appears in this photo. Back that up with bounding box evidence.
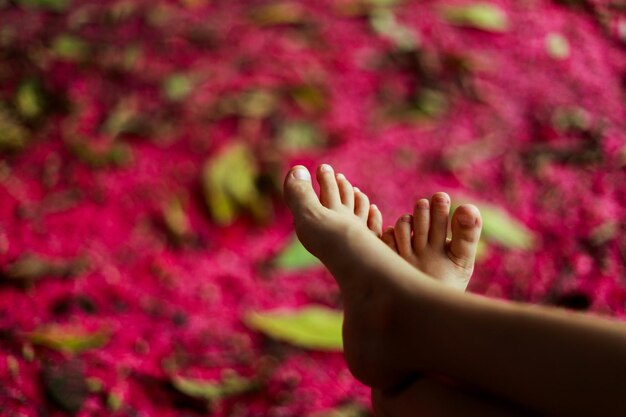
[371,204,378,210]
[321,164,333,173]
[353,187,360,193]
[337,173,345,180]
[292,168,311,181]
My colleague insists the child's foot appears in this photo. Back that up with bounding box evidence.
[381,194,482,291]
[283,164,451,390]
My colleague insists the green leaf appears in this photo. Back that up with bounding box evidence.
[477,203,536,250]
[277,121,325,153]
[52,35,88,61]
[28,325,110,354]
[16,80,44,119]
[202,143,269,226]
[440,3,509,32]
[163,74,193,101]
[245,306,343,351]
[273,236,321,270]
[545,33,570,60]
[17,0,69,12]
[171,371,259,402]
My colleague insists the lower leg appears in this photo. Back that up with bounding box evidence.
[372,377,537,417]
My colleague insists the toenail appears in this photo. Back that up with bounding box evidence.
[321,164,333,173]
[337,173,345,180]
[353,187,360,193]
[371,204,378,210]
[434,195,449,204]
[416,199,429,210]
[401,214,412,222]
[457,214,476,227]
[292,168,311,181]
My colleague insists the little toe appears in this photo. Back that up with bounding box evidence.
[412,199,430,254]
[283,166,323,218]
[428,192,450,248]
[354,187,370,221]
[381,226,398,252]
[336,173,355,210]
[317,164,342,209]
[448,204,482,269]
[367,204,383,237]
[394,214,414,259]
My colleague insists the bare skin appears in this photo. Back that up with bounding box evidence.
[284,164,626,417]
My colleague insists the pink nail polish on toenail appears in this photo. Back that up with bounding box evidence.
[321,164,332,173]
[292,168,311,181]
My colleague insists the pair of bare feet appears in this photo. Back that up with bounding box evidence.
[284,163,626,417]
[283,164,482,389]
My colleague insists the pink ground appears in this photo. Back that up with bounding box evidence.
[1,0,625,416]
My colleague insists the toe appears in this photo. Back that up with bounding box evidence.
[367,204,383,237]
[317,164,342,209]
[381,226,398,252]
[428,192,450,248]
[448,204,482,269]
[394,214,414,259]
[336,173,355,210]
[412,199,430,254]
[354,187,370,221]
[283,166,323,217]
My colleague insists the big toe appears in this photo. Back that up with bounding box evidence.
[283,166,323,219]
[448,204,482,269]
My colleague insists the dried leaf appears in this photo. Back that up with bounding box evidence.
[16,80,44,120]
[238,89,279,118]
[477,203,536,250]
[370,8,419,51]
[42,360,88,413]
[414,88,447,117]
[289,84,327,114]
[2,253,88,286]
[440,3,509,32]
[249,2,305,26]
[551,106,590,132]
[277,121,325,153]
[52,35,89,61]
[163,197,193,244]
[245,306,343,351]
[310,402,371,417]
[545,33,570,59]
[171,371,259,402]
[273,236,321,270]
[17,0,69,11]
[163,74,193,101]
[68,140,134,168]
[28,325,110,354]
[0,105,29,152]
[202,143,270,226]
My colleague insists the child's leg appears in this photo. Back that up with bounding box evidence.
[284,165,626,417]
[372,377,535,417]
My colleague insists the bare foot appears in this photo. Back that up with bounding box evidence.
[283,164,444,390]
[381,194,482,291]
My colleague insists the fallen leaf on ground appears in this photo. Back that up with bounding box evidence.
[244,306,343,351]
